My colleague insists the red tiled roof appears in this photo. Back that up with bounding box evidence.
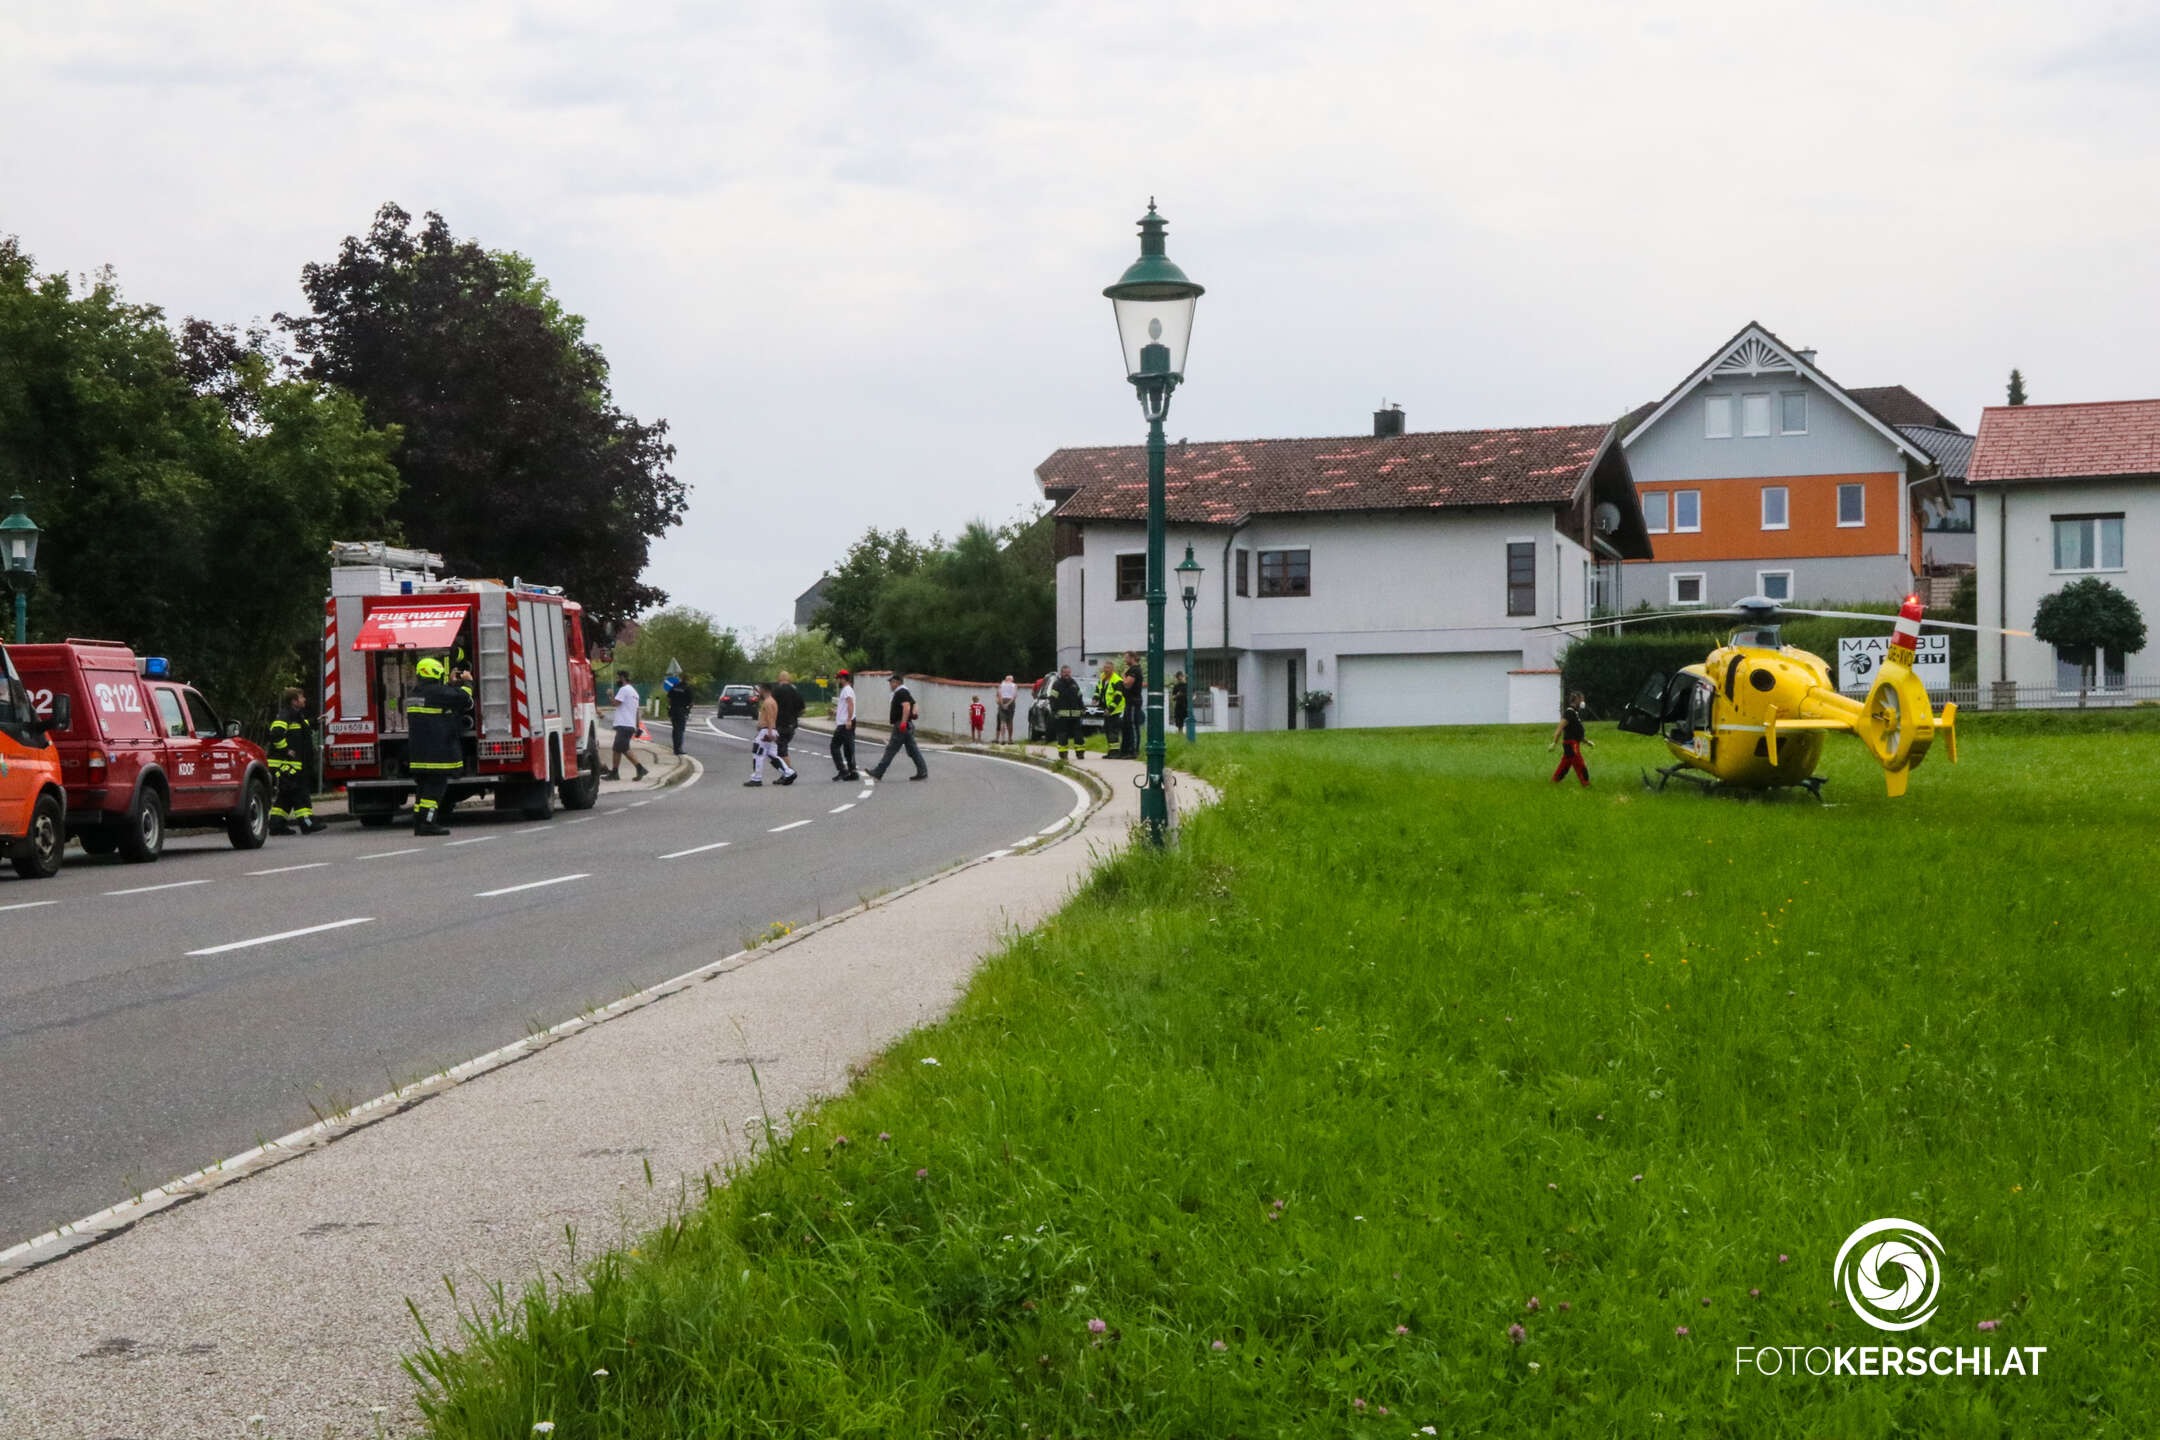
[1968,400,2160,484]
[1037,424,1611,524]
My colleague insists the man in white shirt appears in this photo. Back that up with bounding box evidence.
[605,670,648,782]
[995,673,1019,744]
[830,668,860,781]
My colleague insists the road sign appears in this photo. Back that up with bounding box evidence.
[1839,632,1950,693]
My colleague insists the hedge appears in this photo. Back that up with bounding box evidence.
[1559,634,1724,717]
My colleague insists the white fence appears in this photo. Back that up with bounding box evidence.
[844,670,1012,739]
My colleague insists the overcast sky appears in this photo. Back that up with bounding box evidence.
[6,1,2157,631]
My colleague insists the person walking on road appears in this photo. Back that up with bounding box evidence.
[408,656,473,836]
[664,673,693,757]
[1549,690,1594,787]
[605,670,648,781]
[1049,663,1087,762]
[746,683,798,787]
[867,672,928,782]
[772,671,805,772]
[266,686,321,836]
[830,668,860,780]
[995,674,1018,744]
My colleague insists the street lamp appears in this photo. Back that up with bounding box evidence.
[1175,544,1204,742]
[1104,200,1204,844]
[1,494,38,645]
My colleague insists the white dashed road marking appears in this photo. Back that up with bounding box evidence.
[443,835,497,847]
[356,848,422,862]
[830,803,854,813]
[659,841,731,860]
[856,788,873,800]
[0,899,60,913]
[105,880,211,897]
[768,820,813,833]
[186,917,375,957]
[247,862,331,876]
[474,873,591,899]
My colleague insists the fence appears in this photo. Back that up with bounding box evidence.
[1840,681,2160,711]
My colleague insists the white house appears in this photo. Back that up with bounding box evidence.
[1971,398,2160,694]
[1036,408,1652,729]
[1618,323,1950,608]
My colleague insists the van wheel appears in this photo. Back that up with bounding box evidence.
[558,744,602,811]
[228,776,271,850]
[119,787,166,863]
[11,793,65,879]
[80,828,121,857]
[521,779,556,821]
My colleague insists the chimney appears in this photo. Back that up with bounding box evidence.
[1796,348,1817,367]
[1373,401,1405,438]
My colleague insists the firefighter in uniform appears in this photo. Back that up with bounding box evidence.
[266,687,321,835]
[1095,660,1126,758]
[1049,664,1087,762]
[408,656,473,836]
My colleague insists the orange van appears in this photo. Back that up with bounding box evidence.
[0,643,68,879]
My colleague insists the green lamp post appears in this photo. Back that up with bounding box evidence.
[1175,544,1204,742]
[1104,201,1204,845]
[1,494,38,645]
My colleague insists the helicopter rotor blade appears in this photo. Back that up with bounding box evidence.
[1521,608,1738,634]
[1777,607,2033,638]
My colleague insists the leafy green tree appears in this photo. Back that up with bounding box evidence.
[816,527,932,665]
[0,238,399,714]
[2007,369,2027,406]
[280,204,686,628]
[867,518,1054,680]
[612,606,748,697]
[2033,578,2146,689]
[749,625,851,683]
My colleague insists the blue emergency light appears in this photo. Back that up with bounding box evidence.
[141,656,170,678]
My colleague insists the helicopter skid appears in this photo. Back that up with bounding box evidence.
[1644,764,1716,794]
[1644,764,1827,801]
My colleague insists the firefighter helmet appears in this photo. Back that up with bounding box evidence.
[416,657,447,681]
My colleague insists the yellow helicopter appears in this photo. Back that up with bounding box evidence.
[1546,595,2022,798]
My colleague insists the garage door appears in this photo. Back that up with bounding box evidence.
[1336,651,1519,728]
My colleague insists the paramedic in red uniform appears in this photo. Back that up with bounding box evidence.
[1548,691,1593,787]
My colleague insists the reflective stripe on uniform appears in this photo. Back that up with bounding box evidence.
[408,761,463,771]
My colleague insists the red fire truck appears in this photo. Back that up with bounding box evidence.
[320,542,603,826]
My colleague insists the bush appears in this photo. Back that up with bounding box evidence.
[1559,633,1724,715]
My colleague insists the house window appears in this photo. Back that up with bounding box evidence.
[2055,645,2126,693]
[1671,573,1706,605]
[1643,491,1669,534]
[1761,485,1789,530]
[1704,396,1734,439]
[1235,548,1250,596]
[2052,515,2125,572]
[1672,489,1702,533]
[1757,570,1793,602]
[1780,392,1808,434]
[1742,393,1772,437]
[1506,541,1536,616]
[1257,548,1310,598]
[1837,483,1867,527]
[1115,553,1146,601]
[1926,495,1975,533]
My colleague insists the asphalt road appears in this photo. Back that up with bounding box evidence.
[0,713,1077,1249]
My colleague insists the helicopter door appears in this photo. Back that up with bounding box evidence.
[1617,672,1667,736]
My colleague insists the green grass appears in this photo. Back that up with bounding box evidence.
[411,716,2160,1437]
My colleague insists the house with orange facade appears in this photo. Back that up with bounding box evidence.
[1617,323,1951,609]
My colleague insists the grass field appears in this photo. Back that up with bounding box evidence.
[412,711,2160,1437]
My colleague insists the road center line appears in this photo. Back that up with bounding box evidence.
[186,917,375,957]
[565,817,595,825]
[769,820,813,833]
[443,835,498,847]
[105,879,211,896]
[0,899,60,913]
[628,800,650,808]
[514,825,550,834]
[856,788,873,800]
[356,848,422,861]
[247,862,332,876]
[474,873,591,898]
[658,841,731,860]
[830,803,855,813]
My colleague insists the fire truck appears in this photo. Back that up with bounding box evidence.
[320,542,603,826]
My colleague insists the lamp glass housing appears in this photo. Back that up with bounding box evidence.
[1175,544,1204,606]
[1104,203,1204,383]
[0,496,37,577]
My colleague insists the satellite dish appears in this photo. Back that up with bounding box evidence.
[1593,501,1622,534]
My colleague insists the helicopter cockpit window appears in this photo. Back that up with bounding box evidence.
[1731,626,1780,648]
[1688,681,1715,736]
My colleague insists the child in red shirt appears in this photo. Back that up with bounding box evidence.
[969,696,986,740]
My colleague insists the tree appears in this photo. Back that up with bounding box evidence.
[611,606,747,697]
[2007,369,2028,406]
[2032,578,2146,691]
[279,205,686,628]
[748,625,851,682]
[866,518,1054,680]
[0,237,399,713]
[816,527,932,665]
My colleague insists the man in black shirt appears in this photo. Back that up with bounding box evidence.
[665,674,693,756]
[1548,690,1593,787]
[772,671,805,767]
[866,672,929,782]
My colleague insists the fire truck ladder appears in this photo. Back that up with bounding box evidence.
[475,588,514,739]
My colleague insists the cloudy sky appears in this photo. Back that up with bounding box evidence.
[6,1,2157,630]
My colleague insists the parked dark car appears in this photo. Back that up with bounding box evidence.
[716,684,759,717]
[1026,672,1108,742]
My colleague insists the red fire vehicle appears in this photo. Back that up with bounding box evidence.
[13,642,273,861]
[0,644,70,879]
[320,542,602,826]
